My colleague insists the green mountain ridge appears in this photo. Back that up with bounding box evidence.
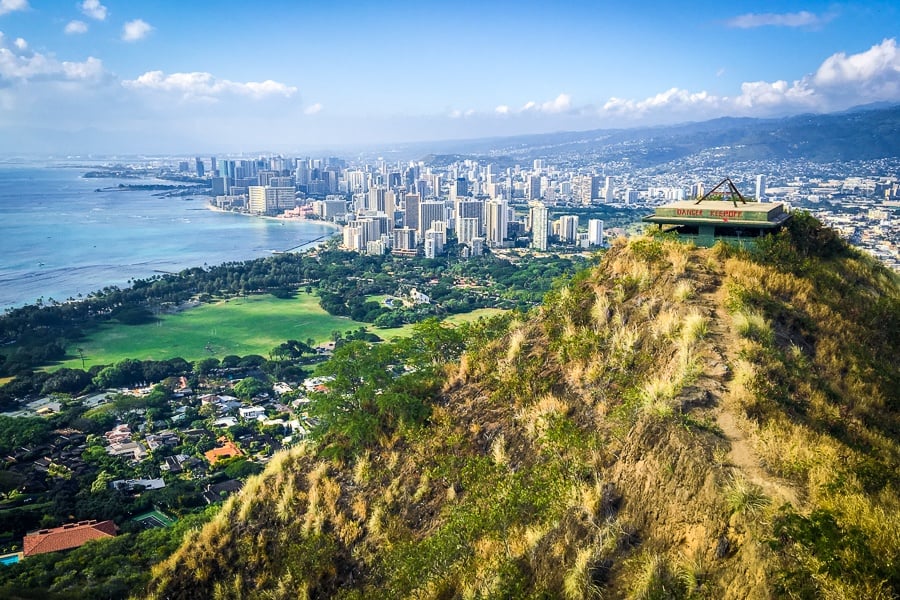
[144,216,899,599]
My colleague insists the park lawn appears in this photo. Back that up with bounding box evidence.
[54,294,367,370]
[375,308,507,341]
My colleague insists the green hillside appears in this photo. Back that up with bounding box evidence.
[144,214,899,599]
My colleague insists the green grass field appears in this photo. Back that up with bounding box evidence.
[51,296,506,371]
[55,294,367,370]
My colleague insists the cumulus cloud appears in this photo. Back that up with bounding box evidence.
[600,38,900,122]
[0,34,105,83]
[0,0,28,17]
[492,93,575,116]
[725,11,833,29]
[604,88,721,116]
[65,20,89,35]
[122,70,297,101]
[80,0,107,21]
[122,19,152,42]
[304,103,323,115]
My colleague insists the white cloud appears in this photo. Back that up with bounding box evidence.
[304,103,323,115]
[0,0,28,17]
[122,19,152,42]
[725,11,832,29]
[603,88,721,116]
[122,70,297,101]
[0,35,105,83]
[496,93,575,116]
[814,38,900,86]
[600,39,900,122]
[80,0,106,21]
[65,20,89,35]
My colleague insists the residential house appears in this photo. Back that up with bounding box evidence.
[23,520,118,557]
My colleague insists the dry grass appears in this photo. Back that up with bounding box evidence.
[518,393,569,438]
[674,280,693,302]
[731,311,772,343]
[651,308,681,340]
[563,546,602,599]
[640,376,676,418]
[724,475,769,516]
[681,311,708,345]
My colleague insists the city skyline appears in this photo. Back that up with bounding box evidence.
[2,0,900,154]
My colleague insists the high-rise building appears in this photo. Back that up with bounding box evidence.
[418,201,445,239]
[368,186,387,212]
[346,170,368,194]
[195,157,205,177]
[392,227,418,256]
[248,186,294,214]
[558,215,579,242]
[484,199,507,248]
[248,186,268,214]
[424,226,446,258]
[342,222,366,251]
[455,199,483,239]
[529,201,549,251]
[526,174,541,200]
[404,193,420,233]
[755,174,767,201]
[602,176,613,201]
[588,219,604,246]
[581,175,600,205]
[210,156,217,176]
[453,177,468,199]
[457,217,481,245]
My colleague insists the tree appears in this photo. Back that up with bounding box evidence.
[233,377,268,400]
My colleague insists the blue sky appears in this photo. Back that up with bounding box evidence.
[1,0,900,154]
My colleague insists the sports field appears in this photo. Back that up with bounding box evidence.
[52,296,506,370]
[131,509,176,529]
[56,294,367,370]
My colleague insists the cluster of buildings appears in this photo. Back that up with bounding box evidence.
[192,152,896,268]
[201,155,612,257]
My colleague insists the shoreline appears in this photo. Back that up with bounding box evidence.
[205,203,343,232]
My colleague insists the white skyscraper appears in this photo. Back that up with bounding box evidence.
[485,199,507,248]
[529,201,549,251]
[755,174,767,200]
[457,217,481,246]
[588,219,604,246]
[455,199,484,240]
[558,215,579,243]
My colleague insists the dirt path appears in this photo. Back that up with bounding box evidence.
[697,268,799,507]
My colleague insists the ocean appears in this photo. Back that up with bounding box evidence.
[0,165,337,310]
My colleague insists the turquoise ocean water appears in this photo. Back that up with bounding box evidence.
[0,165,336,310]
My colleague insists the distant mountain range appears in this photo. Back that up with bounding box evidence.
[415,103,900,168]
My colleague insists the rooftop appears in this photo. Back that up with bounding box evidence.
[23,520,118,557]
[643,200,791,228]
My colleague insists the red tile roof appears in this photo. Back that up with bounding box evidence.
[204,439,243,465]
[23,520,118,557]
